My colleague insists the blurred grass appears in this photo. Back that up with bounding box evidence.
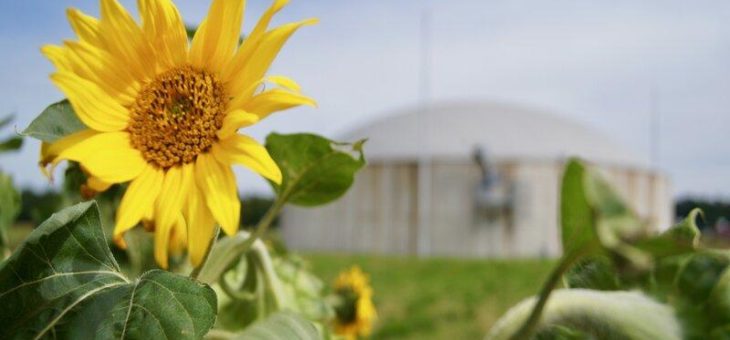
[304,253,555,340]
[7,223,32,249]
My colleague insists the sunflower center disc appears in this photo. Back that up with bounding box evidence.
[129,65,227,169]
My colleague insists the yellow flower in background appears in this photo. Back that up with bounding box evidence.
[40,0,316,268]
[333,266,377,339]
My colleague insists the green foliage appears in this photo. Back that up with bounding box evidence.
[273,255,333,322]
[0,201,217,339]
[0,115,23,258]
[241,195,276,228]
[559,159,650,267]
[560,159,655,271]
[266,133,366,206]
[635,208,701,258]
[559,160,598,256]
[190,133,368,338]
[0,173,21,256]
[225,312,319,339]
[677,253,728,303]
[202,231,332,325]
[18,188,64,225]
[495,159,730,339]
[0,136,22,153]
[0,114,13,129]
[564,210,704,294]
[23,100,84,142]
[185,25,197,40]
[564,256,620,291]
[487,289,682,340]
[0,114,22,155]
[534,325,591,340]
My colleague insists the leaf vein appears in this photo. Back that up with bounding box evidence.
[33,282,125,340]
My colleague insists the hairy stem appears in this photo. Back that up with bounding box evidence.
[232,187,291,255]
[509,249,584,340]
[194,187,292,283]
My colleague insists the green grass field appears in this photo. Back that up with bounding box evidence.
[304,253,555,340]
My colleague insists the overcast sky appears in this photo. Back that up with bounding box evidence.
[1,0,729,198]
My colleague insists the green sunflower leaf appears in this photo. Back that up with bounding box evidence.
[564,256,621,291]
[23,100,85,143]
[0,201,217,339]
[488,290,682,340]
[635,208,702,259]
[265,133,366,207]
[560,159,599,257]
[676,252,729,304]
[224,311,320,340]
[559,159,651,268]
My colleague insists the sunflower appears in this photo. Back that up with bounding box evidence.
[40,0,316,268]
[333,266,377,339]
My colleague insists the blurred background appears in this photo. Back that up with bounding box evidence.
[2,0,730,338]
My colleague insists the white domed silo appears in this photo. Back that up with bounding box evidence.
[280,102,673,258]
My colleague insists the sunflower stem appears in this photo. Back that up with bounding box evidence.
[194,187,291,283]
[508,248,585,340]
[232,186,291,255]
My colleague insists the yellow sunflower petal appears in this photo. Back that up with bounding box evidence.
[186,185,216,267]
[212,134,282,184]
[250,0,290,39]
[236,88,316,120]
[217,110,259,140]
[81,176,114,199]
[190,0,245,73]
[41,45,72,73]
[63,41,139,105]
[169,214,188,255]
[39,142,52,178]
[40,129,98,179]
[221,0,289,82]
[266,75,302,92]
[81,176,114,198]
[99,0,154,81]
[67,8,102,47]
[86,176,112,192]
[227,18,318,101]
[50,72,129,132]
[56,132,147,183]
[195,153,240,235]
[138,0,188,71]
[113,165,164,248]
[154,164,194,268]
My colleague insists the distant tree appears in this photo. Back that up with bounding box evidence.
[240,195,277,229]
[18,189,63,225]
[18,189,276,230]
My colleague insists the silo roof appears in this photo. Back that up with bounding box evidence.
[344,101,649,168]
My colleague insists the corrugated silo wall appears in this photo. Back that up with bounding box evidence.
[280,160,673,257]
[280,162,419,254]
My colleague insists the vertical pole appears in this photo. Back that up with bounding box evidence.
[649,87,661,230]
[650,87,660,169]
[416,8,433,256]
